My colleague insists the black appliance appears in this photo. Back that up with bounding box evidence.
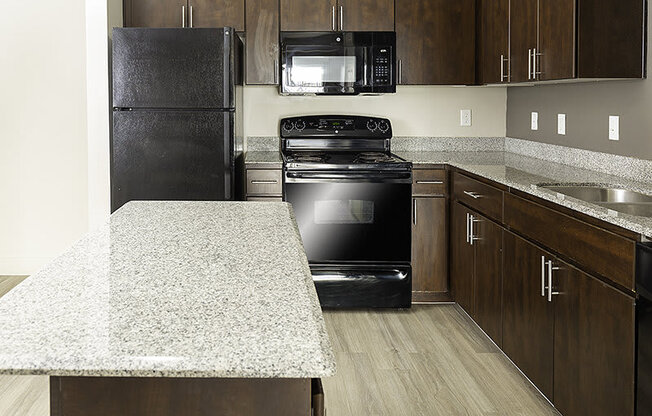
[280,31,396,95]
[281,115,412,308]
[637,241,652,415]
[111,28,242,213]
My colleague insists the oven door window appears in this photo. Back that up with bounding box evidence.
[314,200,374,224]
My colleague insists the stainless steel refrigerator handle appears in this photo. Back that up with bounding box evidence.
[547,260,561,302]
[189,6,193,28]
[182,5,185,28]
[340,6,344,30]
[332,6,336,31]
[527,49,532,80]
[541,255,547,297]
[413,199,417,226]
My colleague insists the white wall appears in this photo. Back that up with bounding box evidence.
[0,0,89,274]
[243,85,507,137]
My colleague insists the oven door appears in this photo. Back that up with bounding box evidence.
[280,32,372,95]
[284,170,411,263]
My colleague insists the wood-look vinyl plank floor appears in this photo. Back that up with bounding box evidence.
[0,276,27,298]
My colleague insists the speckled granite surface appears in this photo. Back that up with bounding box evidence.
[246,136,280,152]
[397,151,652,238]
[0,201,335,378]
[244,151,283,168]
[392,137,505,152]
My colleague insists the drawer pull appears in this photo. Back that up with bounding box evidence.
[251,180,278,184]
[463,190,482,199]
[416,180,443,184]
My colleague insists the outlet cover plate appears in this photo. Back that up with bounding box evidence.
[557,114,566,135]
[609,115,619,141]
[531,112,539,130]
[460,109,472,127]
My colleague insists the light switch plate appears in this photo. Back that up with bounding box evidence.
[557,114,566,135]
[531,112,539,130]
[460,109,472,127]
[609,115,619,141]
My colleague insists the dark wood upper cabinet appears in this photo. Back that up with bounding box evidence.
[450,202,474,314]
[280,0,337,31]
[124,0,188,28]
[395,0,475,85]
[246,0,280,84]
[338,0,394,31]
[553,260,635,416]
[509,0,538,83]
[478,0,509,84]
[538,0,575,80]
[412,197,448,298]
[502,231,554,399]
[472,213,503,347]
[187,0,245,30]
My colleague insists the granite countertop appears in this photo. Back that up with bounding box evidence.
[397,151,652,238]
[0,201,335,378]
[244,151,283,168]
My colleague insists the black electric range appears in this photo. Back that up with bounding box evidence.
[281,115,412,308]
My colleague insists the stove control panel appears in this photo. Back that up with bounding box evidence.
[280,115,392,138]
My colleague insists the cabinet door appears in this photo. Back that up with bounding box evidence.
[187,0,245,30]
[553,260,635,416]
[124,0,187,28]
[338,0,394,31]
[538,0,575,80]
[472,213,503,347]
[450,202,474,314]
[478,0,509,83]
[246,0,279,84]
[412,197,448,297]
[395,0,475,85]
[509,0,538,82]
[502,231,554,399]
[280,0,338,31]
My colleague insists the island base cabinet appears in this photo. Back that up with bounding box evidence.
[50,376,315,416]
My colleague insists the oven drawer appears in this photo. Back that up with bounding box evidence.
[413,169,447,196]
[246,169,282,196]
[452,172,503,221]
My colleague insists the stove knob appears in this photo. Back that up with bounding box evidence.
[366,120,378,131]
[295,120,306,131]
[282,121,295,132]
[378,120,390,133]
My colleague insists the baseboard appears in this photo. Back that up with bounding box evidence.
[412,291,453,303]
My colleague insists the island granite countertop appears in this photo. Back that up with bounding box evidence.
[0,201,335,378]
[397,151,652,238]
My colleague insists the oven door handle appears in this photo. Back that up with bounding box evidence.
[285,171,412,183]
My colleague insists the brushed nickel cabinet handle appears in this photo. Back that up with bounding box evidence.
[413,199,417,226]
[466,212,470,243]
[528,48,532,80]
[189,5,193,28]
[469,215,481,245]
[398,59,403,84]
[416,180,443,184]
[182,5,186,28]
[332,6,336,31]
[463,190,482,199]
[541,256,547,297]
[340,6,344,30]
[251,180,278,184]
[547,260,561,302]
[274,59,279,84]
[500,54,504,82]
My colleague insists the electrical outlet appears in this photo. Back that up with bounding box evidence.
[531,112,539,130]
[609,115,619,141]
[460,109,472,127]
[557,114,566,135]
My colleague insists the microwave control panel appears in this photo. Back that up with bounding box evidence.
[373,47,392,85]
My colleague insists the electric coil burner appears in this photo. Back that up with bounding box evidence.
[281,115,412,308]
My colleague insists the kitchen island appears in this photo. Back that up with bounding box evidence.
[0,201,335,415]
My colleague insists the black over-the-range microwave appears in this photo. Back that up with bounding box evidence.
[280,31,396,95]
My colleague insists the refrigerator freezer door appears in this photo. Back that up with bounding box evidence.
[112,28,234,109]
[111,110,234,212]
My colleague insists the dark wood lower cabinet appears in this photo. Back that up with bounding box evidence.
[451,202,474,313]
[412,197,448,300]
[553,261,635,416]
[472,213,503,347]
[502,231,555,399]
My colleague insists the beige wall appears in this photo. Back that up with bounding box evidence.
[244,85,507,138]
[0,0,89,274]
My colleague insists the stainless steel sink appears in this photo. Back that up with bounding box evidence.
[539,184,652,217]
[540,185,652,203]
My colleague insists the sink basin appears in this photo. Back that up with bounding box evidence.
[595,202,652,217]
[540,185,652,204]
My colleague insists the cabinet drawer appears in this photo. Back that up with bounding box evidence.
[246,169,282,196]
[504,192,635,290]
[413,169,447,196]
[452,172,503,221]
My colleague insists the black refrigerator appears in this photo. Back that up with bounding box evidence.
[111,27,242,212]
